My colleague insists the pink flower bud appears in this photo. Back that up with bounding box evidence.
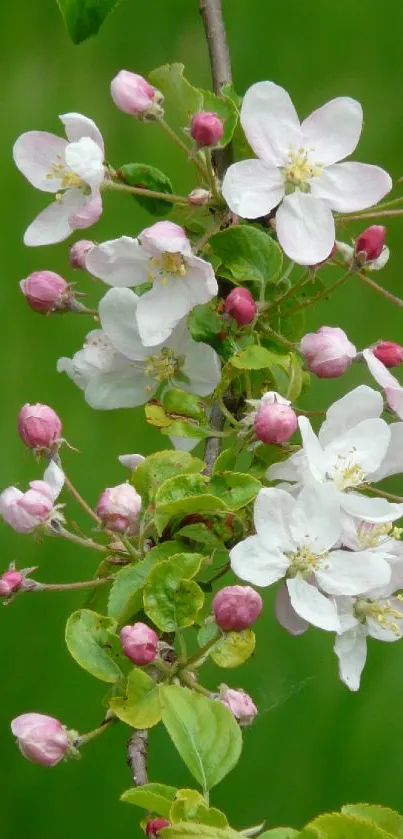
[146,820,171,838]
[190,112,224,147]
[18,403,62,450]
[96,483,141,533]
[139,220,189,256]
[218,686,257,726]
[0,569,23,597]
[355,225,386,263]
[0,482,55,533]
[120,622,159,665]
[111,71,163,118]
[254,392,298,444]
[213,585,263,631]
[11,713,70,766]
[300,326,357,378]
[224,287,257,326]
[20,271,71,314]
[69,240,94,270]
[372,341,403,368]
[188,188,211,206]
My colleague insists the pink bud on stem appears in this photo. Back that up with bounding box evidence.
[111,70,163,118]
[213,585,263,631]
[372,341,403,368]
[20,271,72,314]
[146,820,171,838]
[69,240,94,270]
[18,403,62,451]
[190,111,224,147]
[355,225,386,264]
[96,484,141,533]
[11,713,70,766]
[120,622,159,665]
[300,326,357,378]
[254,392,298,444]
[224,287,257,326]
[0,569,24,597]
[218,686,258,726]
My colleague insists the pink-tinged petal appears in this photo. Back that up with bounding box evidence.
[85,367,154,410]
[230,535,289,587]
[275,584,309,635]
[28,480,55,503]
[222,159,284,219]
[317,550,391,596]
[23,190,86,247]
[98,287,146,361]
[301,98,363,165]
[311,162,392,212]
[13,131,68,193]
[241,81,302,166]
[59,112,104,153]
[286,576,340,631]
[65,138,104,188]
[43,461,65,500]
[334,626,367,691]
[319,383,384,447]
[276,192,335,265]
[86,237,149,287]
[139,221,190,256]
[70,191,102,230]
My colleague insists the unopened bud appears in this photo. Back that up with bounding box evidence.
[0,569,24,597]
[111,70,163,118]
[218,686,257,726]
[372,341,403,368]
[355,225,386,264]
[0,482,55,533]
[18,403,62,451]
[300,326,357,378]
[118,453,145,470]
[213,585,263,631]
[224,287,257,326]
[96,484,141,533]
[20,271,71,314]
[254,392,297,444]
[120,622,159,665]
[11,713,70,766]
[188,188,211,206]
[69,240,94,270]
[190,111,224,147]
[146,819,171,838]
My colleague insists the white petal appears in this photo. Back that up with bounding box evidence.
[23,189,85,247]
[319,383,383,447]
[98,288,146,361]
[341,491,403,523]
[43,461,65,500]
[65,138,104,188]
[253,486,296,548]
[290,483,340,553]
[137,277,201,348]
[266,450,303,484]
[60,112,104,153]
[334,626,367,691]
[286,576,340,631]
[85,367,153,409]
[186,254,219,299]
[326,417,390,478]
[230,535,289,587]
[118,454,145,470]
[86,237,149,287]
[368,245,390,271]
[70,190,102,230]
[241,81,302,165]
[169,435,200,453]
[174,329,221,396]
[57,329,119,390]
[298,416,326,482]
[367,598,403,641]
[276,192,335,265]
[371,422,403,481]
[311,162,392,212]
[221,159,284,219]
[301,97,363,165]
[13,131,68,192]
[275,584,309,635]
[363,348,399,389]
[139,221,191,256]
[317,549,391,596]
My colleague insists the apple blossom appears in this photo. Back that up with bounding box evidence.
[190,111,224,147]
[0,461,64,534]
[222,81,392,265]
[69,239,94,269]
[85,222,218,346]
[111,71,163,118]
[372,341,403,368]
[57,287,221,411]
[212,585,263,631]
[224,287,257,325]
[11,713,70,766]
[120,622,159,665]
[18,403,62,450]
[254,392,298,443]
[218,686,258,726]
[336,238,390,271]
[20,271,71,314]
[13,113,105,246]
[96,483,141,532]
[0,569,24,598]
[299,326,357,378]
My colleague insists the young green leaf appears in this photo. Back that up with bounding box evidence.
[132,451,205,508]
[143,553,204,632]
[210,472,261,510]
[210,226,283,286]
[65,609,123,683]
[56,0,119,44]
[341,806,403,839]
[155,474,228,518]
[121,783,177,817]
[198,89,239,148]
[107,554,158,627]
[211,630,256,668]
[259,830,299,839]
[148,63,202,125]
[118,164,174,216]
[109,667,162,728]
[163,826,240,839]
[170,789,229,827]
[302,813,396,839]
[160,685,242,791]
[230,345,290,371]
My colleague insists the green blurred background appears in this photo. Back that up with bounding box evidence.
[1,0,403,834]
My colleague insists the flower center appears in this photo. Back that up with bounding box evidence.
[149,252,187,284]
[287,545,326,577]
[283,147,323,194]
[143,347,184,385]
[328,450,365,491]
[46,158,85,190]
[355,521,401,550]
[354,597,403,637]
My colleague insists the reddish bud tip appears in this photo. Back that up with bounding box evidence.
[69,240,94,270]
[355,225,386,263]
[111,70,163,118]
[120,622,159,665]
[0,569,24,597]
[190,111,224,147]
[146,820,171,838]
[224,287,257,326]
[300,326,357,378]
[218,686,258,726]
[188,188,211,206]
[372,341,403,368]
[20,271,70,314]
[213,585,263,631]
[18,403,62,450]
[11,713,70,766]
[96,483,141,533]
[253,393,297,444]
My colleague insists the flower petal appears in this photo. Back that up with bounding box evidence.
[59,112,104,153]
[311,162,392,212]
[23,189,86,247]
[253,486,296,548]
[275,584,309,635]
[241,81,302,165]
[290,483,340,553]
[326,417,390,478]
[170,325,221,396]
[86,237,149,287]
[187,254,219,298]
[301,97,363,165]
[69,190,102,230]
[43,461,65,500]
[334,626,367,691]
[230,535,289,587]
[98,288,146,361]
[286,576,340,631]
[65,138,104,188]
[298,416,326,482]
[319,383,383,447]
[276,192,335,265]
[136,278,195,347]
[13,131,68,192]
[139,221,191,256]
[266,450,304,484]
[341,491,403,523]
[317,549,391,596]
[85,367,153,409]
[221,159,284,219]
[371,422,403,481]
[367,597,403,641]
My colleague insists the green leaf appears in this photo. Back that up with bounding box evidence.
[286,353,304,402]
[143,554,204,631]
[259,830,299,839]
[121,783,177,817]
[149,63,202,125]
[56,0,119,43]
[198,89,238,148]
[210,226,283,286]
[170,790,229,828]
[188,303,223,346]
[162,389,208,423]
[231,346,290,371]
[110,667,162,728]
[155,474,228,518]
[210,472,261,511]
[163,825,240,839]
[302,813,396,839]
[211,630,256,668]
[212,448,237,475]
[145,403,173,428]
[160,420,212,441]
[65,609,123,683]
[160,685,242,791]
[107,554,158,627]
[177,523,224,550]
[133,451,205,508]
[342,806,403,839]
[118,163,173,217]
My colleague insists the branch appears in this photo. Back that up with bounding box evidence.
[127,729,148,786]
[199,0,233,176]
[204,401,225,476]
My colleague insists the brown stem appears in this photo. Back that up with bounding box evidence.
[33,577,113,593]
[127,729,148,786]
[204,401,225,476]
[365,485,403,503]
[63,474,101,525]
[356,270,403,308]
[199,0,233,177]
